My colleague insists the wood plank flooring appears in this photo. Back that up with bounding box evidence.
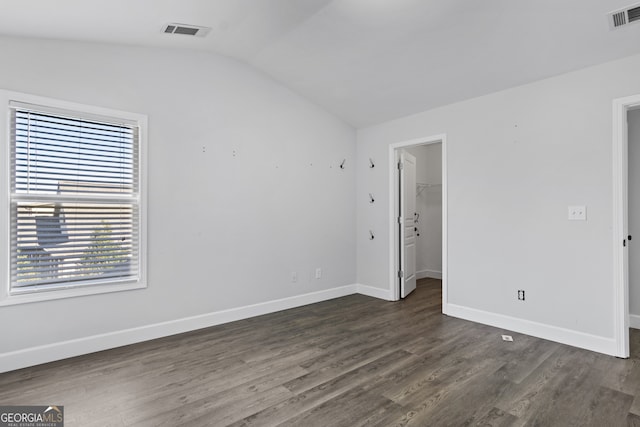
[2,278,640,426]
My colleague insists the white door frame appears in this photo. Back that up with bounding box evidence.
[389,134,447,311]
[613,94,640,358]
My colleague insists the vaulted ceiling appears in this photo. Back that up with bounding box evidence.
[1,0,639,127]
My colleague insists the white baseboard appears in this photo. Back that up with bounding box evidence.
[446,303,618,356]
[630,314,640,329]
[356,284,393,301]
[0,285,359,373]
[416,269,442,280]
[18,285,609,374]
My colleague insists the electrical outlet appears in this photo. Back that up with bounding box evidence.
[291,272,297,283]
[568,205,586,221]
[315,268,322,279]
[518,290,525,301]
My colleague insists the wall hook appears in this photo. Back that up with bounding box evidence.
[369,230,375,240]
[340,159,346,169]
[369,158,375,168]
[369,193,375,203]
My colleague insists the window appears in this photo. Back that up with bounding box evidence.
[0,92,147,304]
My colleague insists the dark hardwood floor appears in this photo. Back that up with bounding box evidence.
[2,278,640,426]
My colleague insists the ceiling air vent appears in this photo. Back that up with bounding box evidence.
[162,23,211,37]
[608,3,640,29]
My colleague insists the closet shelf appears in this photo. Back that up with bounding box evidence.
[416,182,442,196]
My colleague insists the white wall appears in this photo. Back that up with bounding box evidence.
[356,53,640,355]
[0,36,356,368]
[629,108,640,320]
[406,144,442,278]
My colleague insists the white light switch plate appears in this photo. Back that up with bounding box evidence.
[568,206,586,221]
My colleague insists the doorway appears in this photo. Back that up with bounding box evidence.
[388,134,447,311]
[628,108,640,339]
[613,94,640,358]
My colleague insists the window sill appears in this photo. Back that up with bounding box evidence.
[0,280,147,306]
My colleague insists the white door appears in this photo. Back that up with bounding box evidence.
[399,150,417,298]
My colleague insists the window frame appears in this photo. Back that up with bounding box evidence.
[0,90,148,306]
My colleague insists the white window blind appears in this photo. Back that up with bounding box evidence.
[9,102,141,293]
